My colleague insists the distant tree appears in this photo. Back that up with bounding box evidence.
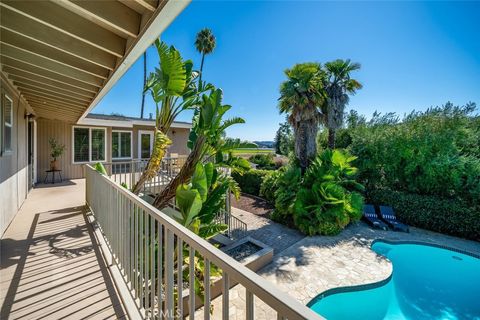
[274,120,293,155]
[323,59,362,149]
[278,63,326,171]
[194,28,216,84]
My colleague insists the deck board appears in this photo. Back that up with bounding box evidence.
[0,179,127,320]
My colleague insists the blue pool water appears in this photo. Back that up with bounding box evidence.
[309,242,480,320]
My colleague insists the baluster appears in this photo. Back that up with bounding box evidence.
[246,290,254,320]
[222,272,229,320]
[177,239,183,317]
[150,214,155,319]
[157,222,163,320]
[189,247,195,320]
[165,229,174,320]
[204,258,210,320]
[140,209,144,310]
[145,212,150,313]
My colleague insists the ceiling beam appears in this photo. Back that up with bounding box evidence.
[28,103,83,117]
[7,74,96,100]
[0,0,125,57]
[1,8,117,70]
[54,0,141,39]
[31,108,79,122]
[79,0,192,122]
[26,96,86,113]
[1,44,106,86]
[1,58,102,91]
[21,90,89,109]
[14,81,92,104]
[1,29,110,79]
[2,66,98,95]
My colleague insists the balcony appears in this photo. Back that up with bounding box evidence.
[1,165,322,320]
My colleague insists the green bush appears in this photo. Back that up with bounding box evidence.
[348,102,480,204]
[232,169,270,196]
[292,150,364,235]
[271,150,364,235]
[260,169,284,204]
[367,188,480,241]
[271,166,302,226]
[249,153,277,170]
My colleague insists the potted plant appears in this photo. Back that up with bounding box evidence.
[48,138,65,170]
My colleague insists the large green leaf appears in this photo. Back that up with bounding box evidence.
[175,185,202,226]
[191,164,208,202]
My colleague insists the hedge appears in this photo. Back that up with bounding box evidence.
[367,188,480,241]
[232,169,270,196]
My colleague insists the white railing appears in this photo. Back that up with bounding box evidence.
[85,165,323,320]
[103,156,188,194]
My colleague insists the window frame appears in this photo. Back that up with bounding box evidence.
[2,94,13,156]
[112,130,133,160]
[138,130,154,159]
[72,126,107,164]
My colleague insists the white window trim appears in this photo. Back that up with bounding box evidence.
[3,95,13,155]
[138,130,154,159]
[72,126,107,164]
[112,130,133,160]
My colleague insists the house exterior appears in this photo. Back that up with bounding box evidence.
[0,0,191,235]
[0,2,321,319]
[36,113,191,181]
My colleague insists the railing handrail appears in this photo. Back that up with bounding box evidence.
[85,165,323,319]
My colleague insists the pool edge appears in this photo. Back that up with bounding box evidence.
[307,239,480,308]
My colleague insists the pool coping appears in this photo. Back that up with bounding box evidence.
[307,239,480,307]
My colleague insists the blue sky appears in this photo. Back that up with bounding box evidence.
[93,1,480,141]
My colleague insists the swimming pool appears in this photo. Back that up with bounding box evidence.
[308,241,480,320]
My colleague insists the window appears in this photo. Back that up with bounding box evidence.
[2,95,13,154]
[73,127,106,163]
[138,131,153,159]
[112,131,132,159]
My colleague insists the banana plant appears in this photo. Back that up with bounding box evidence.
[132,40,207,194]
[153,88,245,209]
[167,162,237,304]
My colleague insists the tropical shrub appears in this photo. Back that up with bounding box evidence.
[292,149,364,235]
[260,168,285,204]
[249,153,276,170]
[367,189,480,241]
[232,169,270,196]
[270,166,302,225]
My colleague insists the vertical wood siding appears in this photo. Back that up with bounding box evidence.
[0,75,29,236]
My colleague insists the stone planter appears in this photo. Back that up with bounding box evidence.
[181,237,273,317]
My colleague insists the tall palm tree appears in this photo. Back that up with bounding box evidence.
[323,59,362,149]
[194,28,216,83]
[278,63,326,172]
[140,51,147,118]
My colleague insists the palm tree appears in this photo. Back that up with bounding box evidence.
[140,51,147,118]
[194,28,216,83]
[323,59,362,149]
[278,63,326,172]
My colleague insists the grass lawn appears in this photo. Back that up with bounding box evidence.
[232,148,275,156]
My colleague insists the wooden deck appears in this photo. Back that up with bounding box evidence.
[0,179,127,319]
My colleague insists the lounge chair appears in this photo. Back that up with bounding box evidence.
[362,204,388,230]
[379,206,410,232]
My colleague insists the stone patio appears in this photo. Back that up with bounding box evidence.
[198,208,480,319]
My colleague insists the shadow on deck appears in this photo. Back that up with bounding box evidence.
[0,180,127,319]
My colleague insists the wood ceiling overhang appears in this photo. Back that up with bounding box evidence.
[0,0,190,123]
